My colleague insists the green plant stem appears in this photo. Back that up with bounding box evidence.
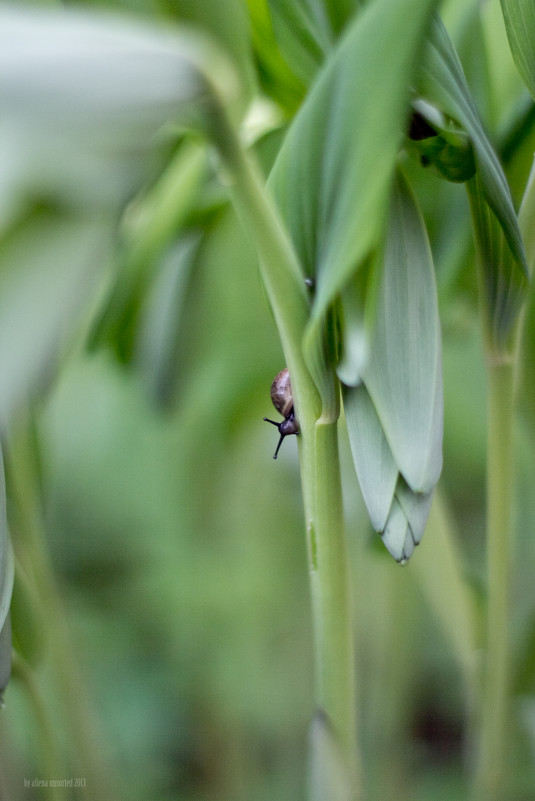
[8,419,118,801]
[11,652,64,801]
[473,357,514,801]
[214,112,359,795]
[309,421,358,789]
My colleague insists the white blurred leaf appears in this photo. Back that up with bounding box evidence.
[0,215,113,428]
[0,7,238,222]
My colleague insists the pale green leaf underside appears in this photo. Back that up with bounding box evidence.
[343,172,442,562]
[362,172,443,494]
[500,0,535,101]
[344,381,435,562]
[343,383,398,532]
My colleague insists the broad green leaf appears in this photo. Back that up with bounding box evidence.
[467,174,528,348]
[500,0,535,100]
[268,0,439,406]
[362,172,443,494]
[415,14,528,276]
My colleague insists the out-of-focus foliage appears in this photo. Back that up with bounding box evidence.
[1,1,535,800]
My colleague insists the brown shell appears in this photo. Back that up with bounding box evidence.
[270,368,293,418]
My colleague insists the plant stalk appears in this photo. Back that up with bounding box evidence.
[308,420,359,794]
[472,357,514,801]
[214,111,359,796]
[7,419,118,801]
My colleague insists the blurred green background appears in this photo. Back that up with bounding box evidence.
[1,1,535,800]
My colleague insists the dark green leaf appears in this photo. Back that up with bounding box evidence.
[269,0,440,405]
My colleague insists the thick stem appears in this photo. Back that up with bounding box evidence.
[472,358,514,801]
[308,421,359,793]
[214,112,359,796]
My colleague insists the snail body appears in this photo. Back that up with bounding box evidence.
[264,368,299,459]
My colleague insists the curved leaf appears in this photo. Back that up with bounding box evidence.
[268,0,439,405]
[362,171,443,494]
[415,14,528,276]
[343,383,398,533]
[468,174,528,348]
[500,0,535,100]
[0,445,13,635]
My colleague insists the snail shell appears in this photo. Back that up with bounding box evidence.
[264,368,299,459]
[270,368,294,418]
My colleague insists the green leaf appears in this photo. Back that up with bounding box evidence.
[343,171,442,562]
[467,174,528,349]
[382,483,433,563]
[267,0,330,85]
[268,0,439,407]
[500,0,535,100]
[415,14,528,277]
[246,0,306,113]
[362,171,443,494]
[343,383,398,533]
[266,0,356,85]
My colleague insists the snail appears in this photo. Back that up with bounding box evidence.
[263,368,299,459]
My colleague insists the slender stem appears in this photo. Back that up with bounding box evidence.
[11,652,64,801]
[213,110,359,795]
[7,419,118,801]
[309,421,359,793]
[472,357,514,801]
